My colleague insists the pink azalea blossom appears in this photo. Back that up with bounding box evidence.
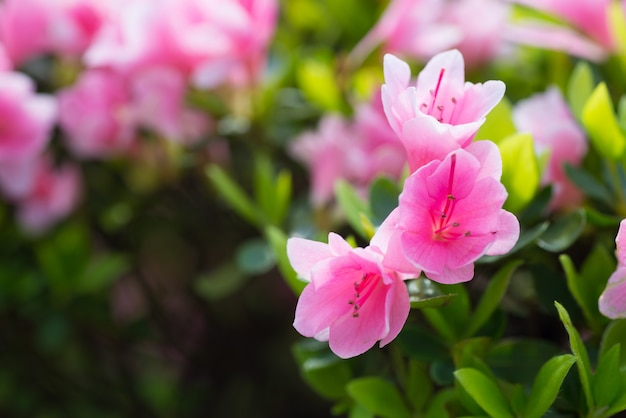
[0,0,106,66]
[599,220,626,319]
[84,0,277,88]
[374,142,519,284]
[58,68,137,158]
[505,0,614,61]
[350,0,510,69]
[381,50,505,172]
[288,233,411,359]
[0,71,56,161]
[8,156,81,235]
[513,87,587,211]
[289,93,406,206]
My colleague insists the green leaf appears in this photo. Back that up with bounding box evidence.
[274,169,293,225]
[424,388,457,418]
[554,301,595,412]
[335,180,373,240]
[297,56,343,111]
[235,238,276,275]
[524,354,576,418]
[346,377,411,418]
[567,61,595,121]
[206,165,259,226]
[406,360,433,412]
[396,324,448,362]
[564,163,614,206]
[301,356,352,400]
[475,97,516,143]
[536,208,586,252]
[593,344,621,407]
[411,294,458,310]
[194,262,248,301]
[254,154,275,223]
[264,226,306,295]
[78,254,128,293]
[454,368,513,418]
[582,82,626,161]
[600,319,626,371]
[585,207,623,227]
[498,132,540,213]
[465,260,522,337]
[369,177,400,226]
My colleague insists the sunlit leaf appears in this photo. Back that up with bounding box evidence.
[567,61,594,121]
[454,368,513,418]
[498,132,540,213]
[347,377,411,418]
[582,82,626,161]
[335,180,373,240]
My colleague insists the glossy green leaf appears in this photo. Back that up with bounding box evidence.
[498,132,540,213]
[555,302,595,412]
[567,61,594,121]
[564,163,613,206]
[406,360,433,412]
[475,97,516,143]
[206,164,259,226]
[454,368,513,418]
[264,226,306,295]
[346,377,411,418]
[369,177,400,226]
[297,57,343,111]
[536,208,586,252]
[592,344,621,407]
[335,180,373,240]
[301,356,352,400]
[396,324,448,362]
[600,319,626,370]
[582,82,626,160]
[465,260,522,337]
[524,354,576,418]
[584,207,623,227]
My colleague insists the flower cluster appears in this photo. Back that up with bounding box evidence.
[288,50,521,358]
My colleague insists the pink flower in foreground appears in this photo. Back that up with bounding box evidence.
[0,71,56,161]
[505,0,614,61]
[513,87,587,211]
[0,0,106,65]
[288,233,411,358]
[382,50,505,172]
[289,93,406,206]
[375,142,519,284]
[58,69,136,159]
[599,220,626,319]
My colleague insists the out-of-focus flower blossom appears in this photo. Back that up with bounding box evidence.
[350,0,510,69]
[8,156,81,235]
[85,0,277,88]
[505,0,614,61]
[0,0,106,66]
[58,68,136,158]
[513,87,587,211]
[381,50,505,172]
[289,93,406,206]
[0,71,56,161]
[374,142,519,284]
[599,220,626,319]
[288,233,410,359]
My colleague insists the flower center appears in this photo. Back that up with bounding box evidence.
[431,154,471,241]
[348,272,379,318]
[419,68,458,123]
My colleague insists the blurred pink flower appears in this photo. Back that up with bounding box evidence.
[85,0,277,88]
[513,87,587,211]
[289,94,406,206]
[505,0,614,61]
[350,0,510,68]
[599,220,626,319]
[0,71,56,161]
[375,142,519,284]
[11,156,81,235]
[58,68,137,158]
[382,50,505,172]
[288,233,410,359]
[0,0,106,66]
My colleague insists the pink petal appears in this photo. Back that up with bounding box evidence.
[485,210,520,256]
[426,263,474,284]
[286,237,331,282]
[466,140,502,181]
[415,49,465,103]
[599,267,626,319]
[400,117,461,172]
[379,276,411,347]
[616,220,626,265]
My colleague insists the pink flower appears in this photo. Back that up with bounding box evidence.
[58,68,137,158]
[504,0,614,61]
[0,71,56,161]
[513,87,587,211]
[4,156,82,235]
[0,0,106,65]
[288,233,411,359]
[289,93,406,206]
[381,50,505,172]
[84,0,277,88]
[375,142,519,284]
[599,220,626,319]
[350,0,510,69]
